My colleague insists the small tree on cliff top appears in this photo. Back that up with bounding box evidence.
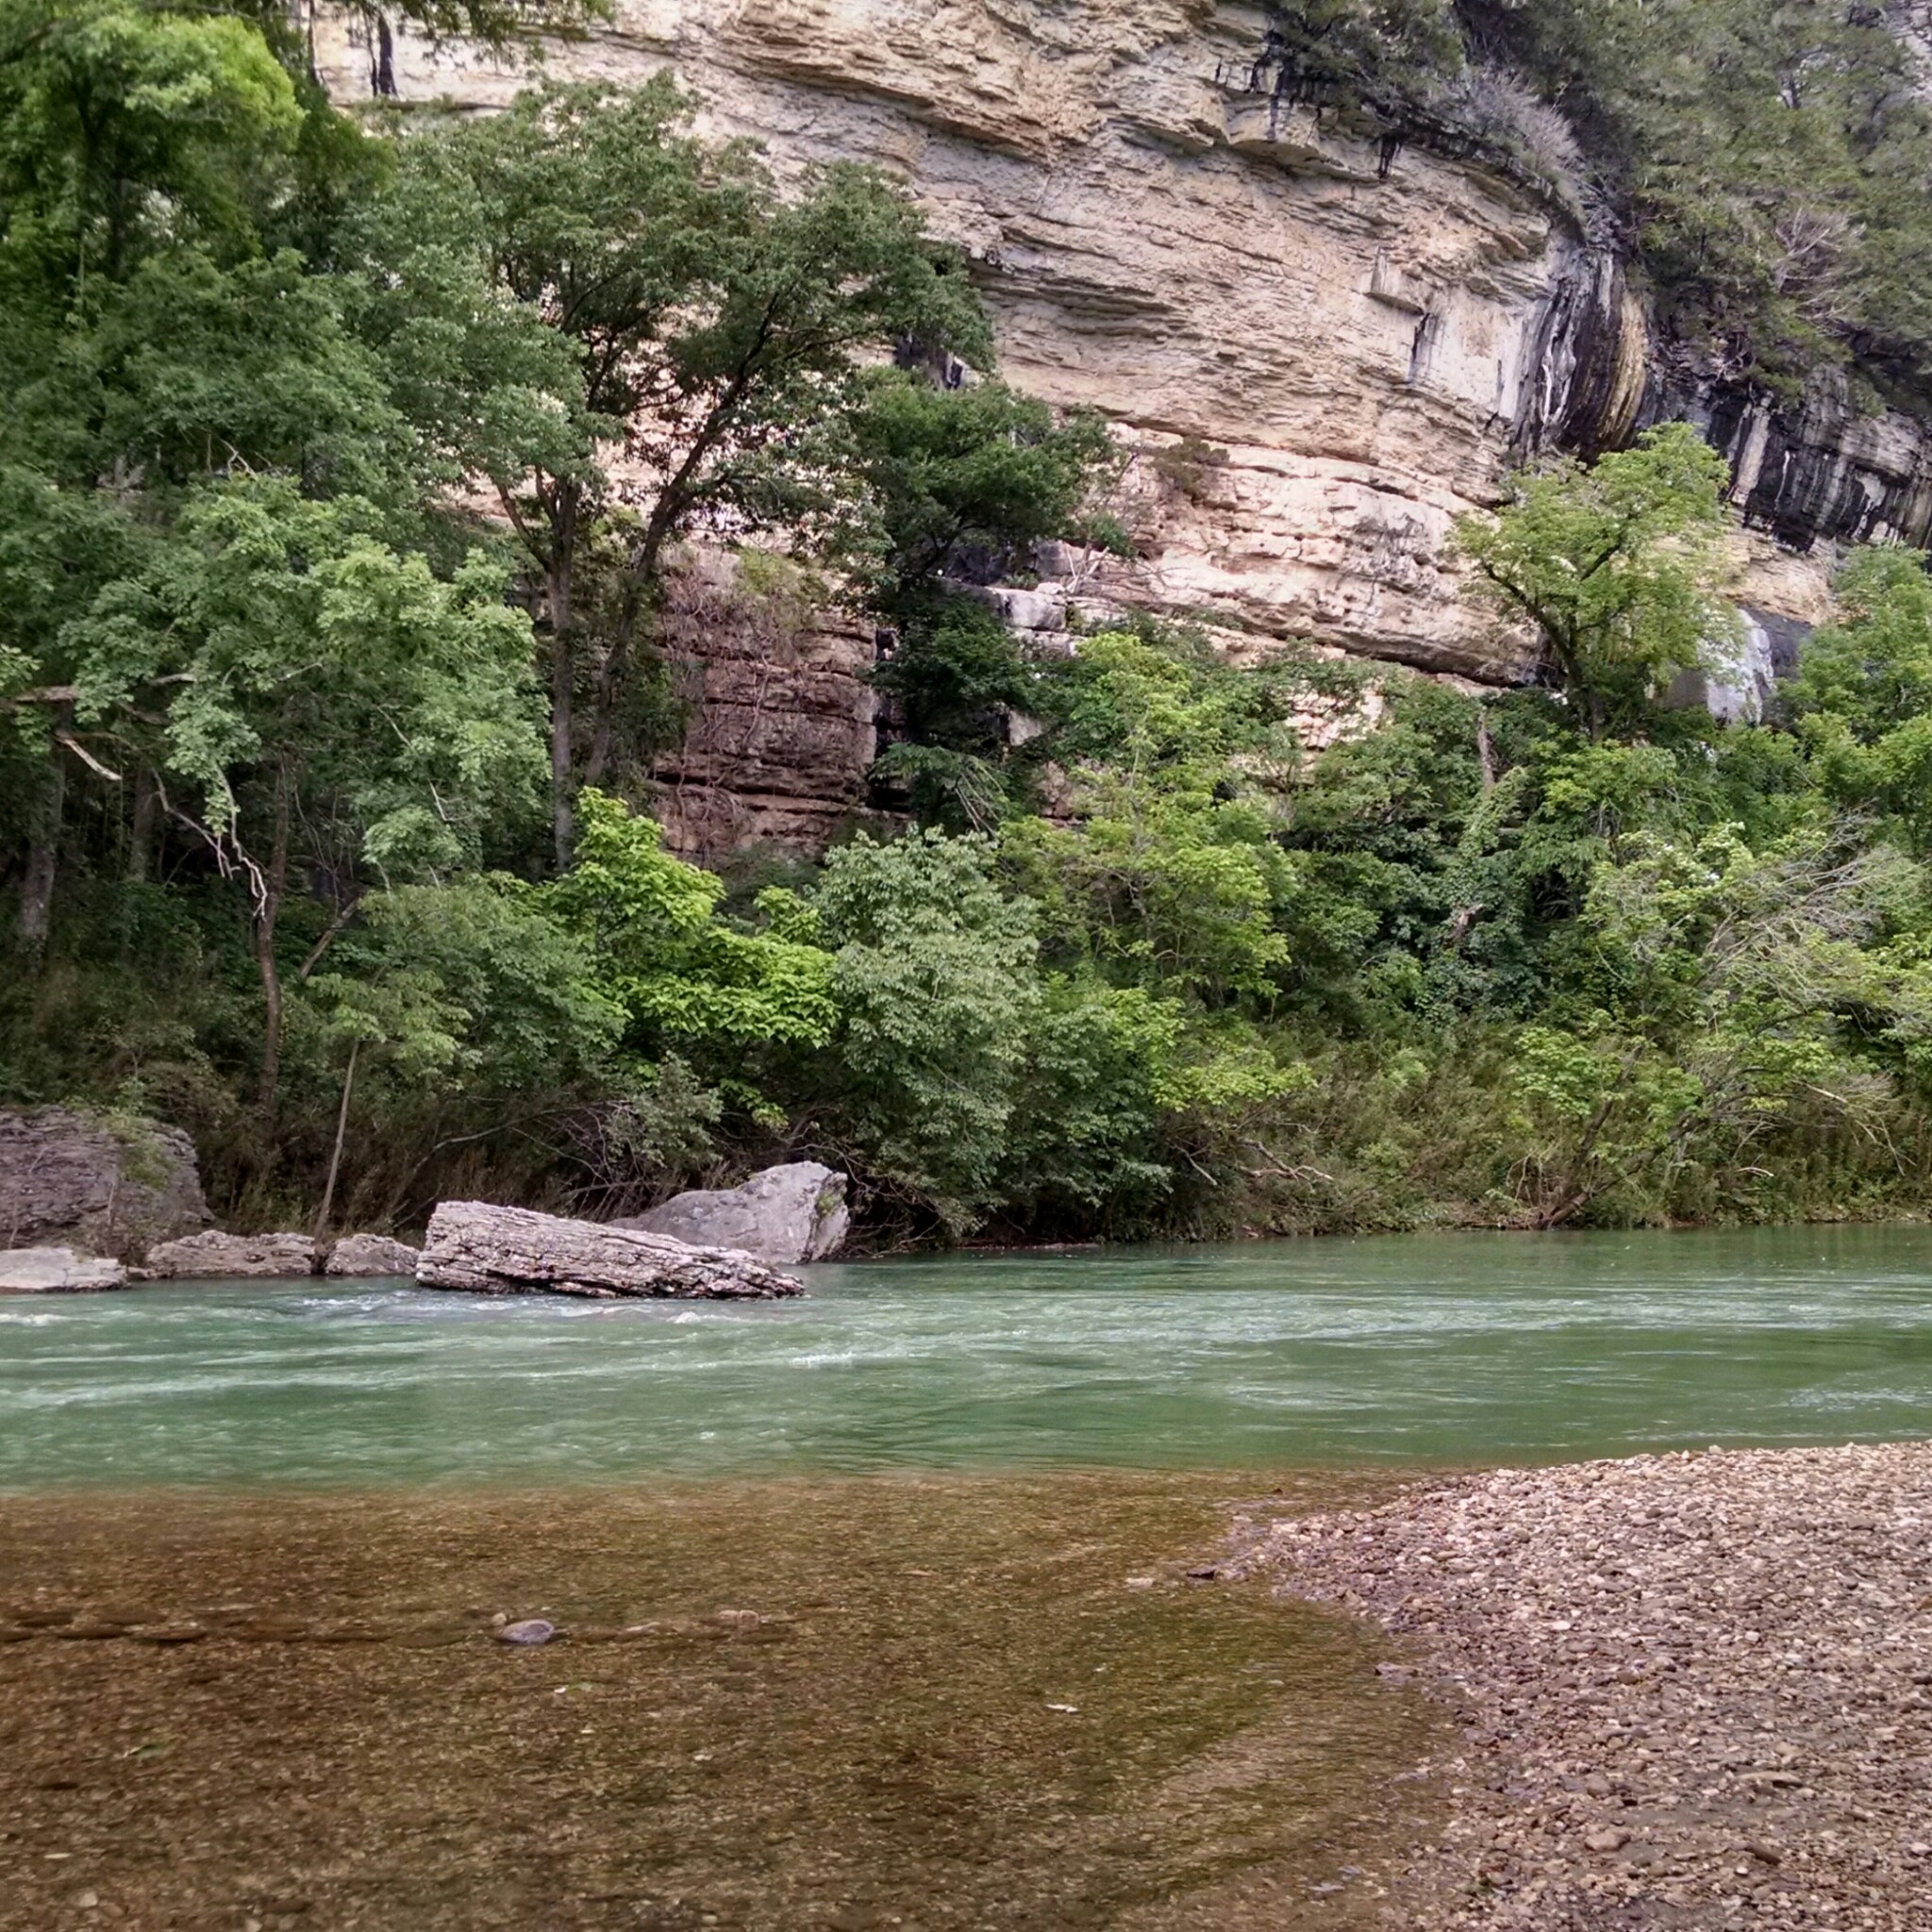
[1456,423,1738,739]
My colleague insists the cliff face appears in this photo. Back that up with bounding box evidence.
[313,0,1932,829]
[649,554,881,859]
[315,0,1653,680]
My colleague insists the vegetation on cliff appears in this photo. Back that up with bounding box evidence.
[1270,0,1932,406]
[7,0,1932,1243]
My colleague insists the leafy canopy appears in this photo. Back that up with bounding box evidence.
[1457,424,1737,737]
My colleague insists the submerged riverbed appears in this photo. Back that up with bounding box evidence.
[0,1474,1441,1931]
[5,1224,1932,1485]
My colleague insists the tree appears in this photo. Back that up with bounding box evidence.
[0,0,303,308]
[1457,424,1738,739]
[61,485,547,1119]
[1001,633,1298,1001]
[837,372,1119,604]
[1510,824,1932,1225]
[373,79,992,865]
[1790,544,1932,851]
[810,829,1039,1228]
[846,374,1124,829]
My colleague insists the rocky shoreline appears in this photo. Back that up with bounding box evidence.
[1242,1442,1932,1930]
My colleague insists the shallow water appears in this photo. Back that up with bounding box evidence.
[6,1224,1932,1485]
[0,1475,1438,1931]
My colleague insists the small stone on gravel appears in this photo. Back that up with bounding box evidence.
[493,1619,556,1647]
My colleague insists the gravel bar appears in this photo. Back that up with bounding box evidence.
[1242,1443,1932,1929]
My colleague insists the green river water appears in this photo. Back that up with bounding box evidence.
[5,1224,1932,1485]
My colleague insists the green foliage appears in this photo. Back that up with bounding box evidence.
[839,373,1118,599]
[1265,0,1467,106]
[12,0,1932,1249]
[1496,0,1932,394]
[331,878,623,1091]
[1457,425,1737,737]
[1505,825,1932,1224]
[995,976,1183,1230]
[60,484,544,875]
[810,830,1039,1229]
[1004,632,1300,1001]
[1790,546,1932,851]
[0,0,303,297]
[1274,0,1932,403]
[370,75,996,862]
[545,790,836,1052]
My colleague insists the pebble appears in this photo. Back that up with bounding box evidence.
[493,1619,557,1647]
[1245,1441,1932,1929]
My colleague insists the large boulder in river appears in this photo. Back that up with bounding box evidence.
[614,1162,849,1266]
[417,1201,804,1300]
[324,1233,421,1277]
[142,1230,317,1279]
[0,1246,127,1292]
[0,1107,209,1261]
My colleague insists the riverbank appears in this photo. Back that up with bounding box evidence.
[1244,1442,1932,1929]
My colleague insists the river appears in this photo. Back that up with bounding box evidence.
[5,1224,1930,1928]
[5,1224,1932,1486]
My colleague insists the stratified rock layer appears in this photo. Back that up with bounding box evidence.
[649,551,880,859]
[0,1108,209,1261]
[618,1162,850,1267]
[416,1201,805,1299]
[315,0,1931,687]
[308,2,1605,678]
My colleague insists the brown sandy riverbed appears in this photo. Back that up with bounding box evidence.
[0,1474,1443,1931]
[1244,1443,1932,1930]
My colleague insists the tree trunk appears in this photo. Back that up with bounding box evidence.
[585,569,652,790]
[314,1036,360,1240]
[254,772,292,1120]
[17,755,64,957]
[1476,709,1498,793]
[548,491,578,874]
[126,766,158,885]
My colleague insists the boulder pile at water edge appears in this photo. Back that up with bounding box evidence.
[613,1160,849,1267]
[1239,1442,1932,1929]
[416,1200,805,1300]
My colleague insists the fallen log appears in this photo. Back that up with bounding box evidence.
[416,1201,805,1300]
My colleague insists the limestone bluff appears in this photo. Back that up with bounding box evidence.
[312,0,1932,816]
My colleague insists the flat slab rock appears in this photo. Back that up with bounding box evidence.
[142,1231,317,1279]
[0,1246,128,1292]
[324,1233,421,1278]
[416,1201,804,1300]
[615,1161,849,1267]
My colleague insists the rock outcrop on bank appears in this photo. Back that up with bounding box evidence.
[416,1201,805,1299]
[1245,1444,1932,1930]
[0,1246,128,1291]
[0,1107,209,1261]
[616,1162,849,1267]
[141,1231,318,1279]
[323,1233,422,1277]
